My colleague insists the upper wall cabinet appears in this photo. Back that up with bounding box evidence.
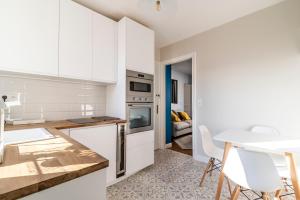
[119,17,155,75]
[0,0,59,76]
[92,11,117,83]
[59,0,93,81]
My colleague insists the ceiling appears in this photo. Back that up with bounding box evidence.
[172,59,192,76]
[75,0,285,48]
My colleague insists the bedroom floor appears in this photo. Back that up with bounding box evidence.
[169,133,193,156]
[168,140,192,156]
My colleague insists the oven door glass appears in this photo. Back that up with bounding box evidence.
[128,106,152,129]
[130,81,151,93]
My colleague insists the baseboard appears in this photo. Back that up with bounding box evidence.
[165,143,172,148]
[194,154,209,163]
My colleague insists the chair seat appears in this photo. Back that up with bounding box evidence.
[210,146,224,161]
[224,148,282,193]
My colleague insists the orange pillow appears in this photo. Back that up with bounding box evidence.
[171,112,181,122]
[178,112,191,120]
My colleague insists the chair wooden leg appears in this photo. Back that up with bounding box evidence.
[225,176,232,196]
[230,185,240,200]
[275,189,281,200]
[210,158,215,177]
[285,153,300,199]
[199,158,212,187]
[282,178,289,192]
[262,192,270,200]
[215,142,232,200]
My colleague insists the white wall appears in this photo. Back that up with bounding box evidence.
[0,73,106,121]
[160,0,300,160]
[171,69,191,112]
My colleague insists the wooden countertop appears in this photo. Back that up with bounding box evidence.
[5,119,127,132]
[1,119,126,200]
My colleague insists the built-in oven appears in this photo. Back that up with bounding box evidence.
[126,70,154,103]
[126,103,153,134]
[126,70,154,134]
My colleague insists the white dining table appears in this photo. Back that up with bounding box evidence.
[213,130,300,200]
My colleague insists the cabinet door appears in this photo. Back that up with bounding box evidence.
[92,12,117,83]
[59,0,92,80]
[70,125,117,184]
[125,18,154,75]
[126,130,154,175]
[0,0,59,76]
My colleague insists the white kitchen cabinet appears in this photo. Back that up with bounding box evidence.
[59,0,92,80]
[0,0,59,76]
[126,130,154,175]
[69,125,117,185]
[119,17,155,75]
[92,12,117,83]
[21,169,106,200]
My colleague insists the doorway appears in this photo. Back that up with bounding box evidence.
[166,59,193,156]
[158,53,198,160]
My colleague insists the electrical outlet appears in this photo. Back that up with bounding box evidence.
[1,95,21,107]
[8,95,18,102]
[1,95,7,102]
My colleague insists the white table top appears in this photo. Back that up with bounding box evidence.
[214,130,300,154]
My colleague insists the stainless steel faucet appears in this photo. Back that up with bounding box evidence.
[0,99,7,164]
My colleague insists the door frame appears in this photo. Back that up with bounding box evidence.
[158,52,198,159]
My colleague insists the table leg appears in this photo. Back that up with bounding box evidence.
[285,152,300,199]
[215,142,232,200]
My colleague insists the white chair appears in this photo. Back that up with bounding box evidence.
[275,155,300,197]
[250,125,287,167]
[199,125,231,193]
[224,147,282,200]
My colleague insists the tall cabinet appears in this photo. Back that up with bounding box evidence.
[0,0,59,76]
[107,17,155,178]
[118,17,155,75]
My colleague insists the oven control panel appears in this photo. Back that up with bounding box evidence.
[127,96,153,103]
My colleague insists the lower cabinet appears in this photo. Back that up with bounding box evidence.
[21,169,106,200]
[69,125,117,185]
[66,125,154,185]
[126,130,154,175]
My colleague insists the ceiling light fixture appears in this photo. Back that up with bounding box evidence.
[156,0,161,11]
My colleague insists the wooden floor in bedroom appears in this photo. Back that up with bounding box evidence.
[168,141,192,156]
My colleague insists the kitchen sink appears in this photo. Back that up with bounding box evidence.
[3,128,53,145]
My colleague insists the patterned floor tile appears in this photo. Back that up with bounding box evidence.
[107,149,295,200]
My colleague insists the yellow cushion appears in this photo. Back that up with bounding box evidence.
[171,112,181,122]
[178,112,191,120]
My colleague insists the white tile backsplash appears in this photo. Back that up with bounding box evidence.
[0,75,106,121]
